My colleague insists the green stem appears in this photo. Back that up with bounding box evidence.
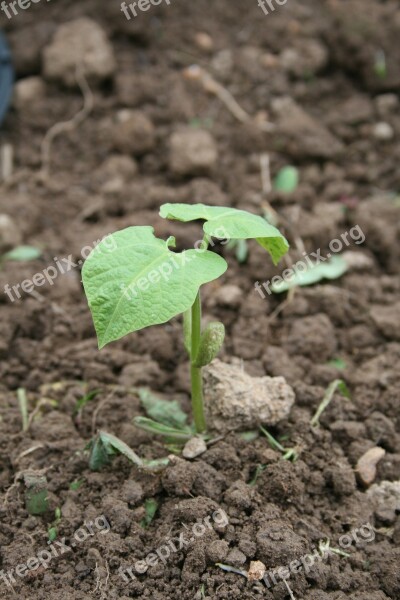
[191,290,206,433]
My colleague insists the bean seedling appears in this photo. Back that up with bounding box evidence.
[82,204,288,434]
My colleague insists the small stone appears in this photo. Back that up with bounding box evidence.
[372,122,394,141]
[194,32,214,52]
[214,285,242,308]
[206,540,229,563]
[182,436,207,459]
[43,18,115,86]
[112,110,156,156]
[225,548,247,568]
[13,77,46,111]
[367,480,400,513]
[203,359,295,433]
[248,560,266,581]
[357,447,386,486]
[169,128,218,176]
[0,214,22,252]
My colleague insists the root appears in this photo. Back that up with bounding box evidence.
[183,65,275,131]
[40,64,94,176]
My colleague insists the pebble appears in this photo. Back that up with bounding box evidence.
[214,284,242,308]
[194,32,214,52]
[372,122,394,141]
[43,18,115,86]
[13,77,46,111]
[357,447,386,485]
[169,128,218,176]
[182,436,207,459]
[112,110,156,156]
[0,214,22,251]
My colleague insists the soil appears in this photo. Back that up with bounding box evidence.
[0,1,400,599]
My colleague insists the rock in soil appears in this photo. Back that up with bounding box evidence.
[182,436,207,459]
[111,110,156,156]
[357,447,386,486]
[169,128,218,176]
[43,18,115,86]
[203,359,295,433]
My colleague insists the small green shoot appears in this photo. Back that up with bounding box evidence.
[271,255,348,294]
[374,49,387,79]
[82,203,288,435]
[249,464,266,486]
[260,425,298,462]
[17,387,29,432]
[69,479,83,491]
[199,584,206,599]
[310,379,350,428]
[24,473,49,515]
[274,166,299,193]
[73,389,100,418]
[140,498,159,528]
[2,245,41,262]
[327,358,347,370]
[225,238,249,263]
[48,507,62,541]
[88,430,170,472]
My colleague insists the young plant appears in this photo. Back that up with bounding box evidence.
[82,204,288,434]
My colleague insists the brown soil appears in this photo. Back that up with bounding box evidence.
[0,1,399,599]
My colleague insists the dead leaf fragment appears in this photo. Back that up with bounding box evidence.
[248,560,266,581]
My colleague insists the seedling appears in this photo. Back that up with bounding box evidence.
[259,425,298,462]
[48,507,62,541]
[140,498,158,528]
[311,379,350,427]
[82,204,288,434]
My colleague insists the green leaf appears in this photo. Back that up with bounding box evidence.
[73,389,100,417]
[140,498,158,528]
[159,203,289,265]
[271,255,348,294]
[48,527,58,542]
[134,416,193,441]
[98,431,143,466]
[273,166,299,193]
[24,473,49,515]
[82,226,228,348]
[3,245,42,261]
[193,321,225,367]
[137,388,188,429]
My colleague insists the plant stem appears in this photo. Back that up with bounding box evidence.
[191,290,206,433]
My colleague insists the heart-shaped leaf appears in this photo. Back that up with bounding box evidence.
[159,203,289,265]
[82,226,227,348]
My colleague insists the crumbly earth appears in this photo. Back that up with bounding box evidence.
[0,1,400,599]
